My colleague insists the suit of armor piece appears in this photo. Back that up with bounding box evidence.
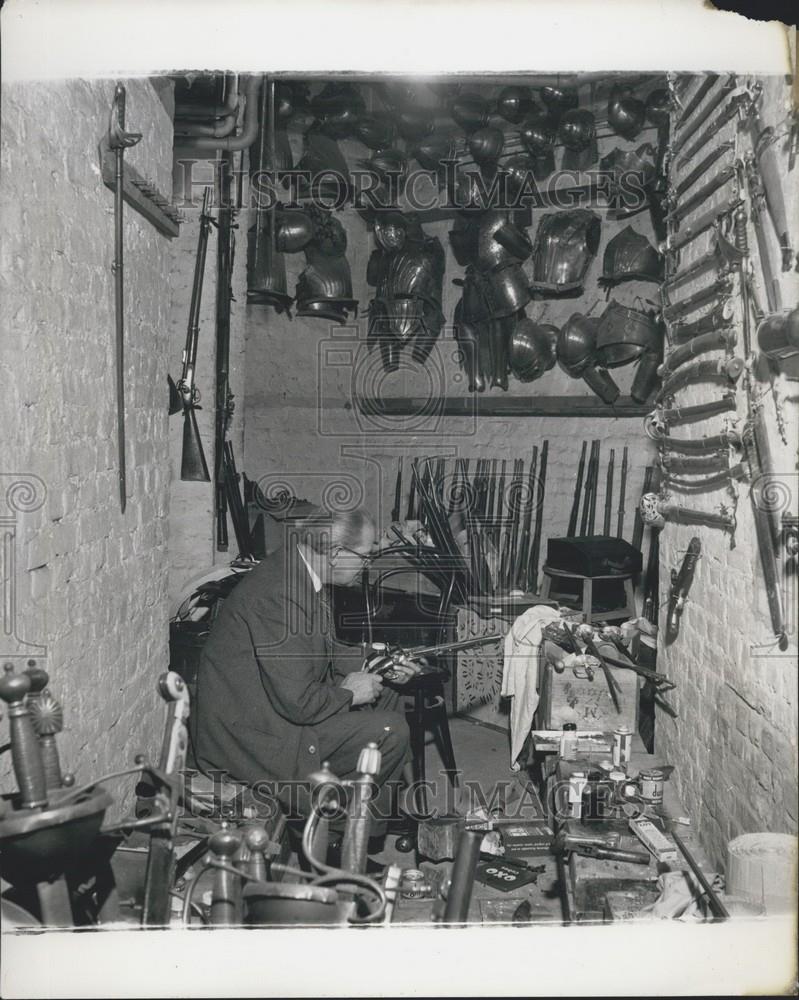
[367,212,445,371]
[295,205,358,325]
[599,144,656,218]
[509,318,558,382]
[595,300,660,367]
[530,210,602,296]
[557,312,620,404]
[599,225,663,288]
[451,210,533,391]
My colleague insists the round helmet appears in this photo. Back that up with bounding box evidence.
[608,86,646,139]
[496,86,532,124]
[447,167,488,212]
[645,88,671,126]
[414,132,456,172]
[468,126,505,167]
[395,107,434,141]
[557,313,600,376]
[519,112,555,155]
[558,109,595,152]
[540,85,578,123]
[599,225,663,287]
[500,153,538,200]
[450,93,489,133]
[374,81,417,109]
[275,209,315,253]
[509,319,558,382]
[360,148,408,179]
[353,114,397,150]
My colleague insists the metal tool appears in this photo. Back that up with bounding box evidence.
[670,828,729,919]
[671,75,736,156]
[107,84,142,513]
[662,275,733,324]
[670,300,735,343]
[552,826,650,866]
[341,742,381,876]
[656,357,744,403]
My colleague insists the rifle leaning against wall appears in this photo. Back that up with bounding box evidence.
[169,187,212,482]
[215,152,236,551]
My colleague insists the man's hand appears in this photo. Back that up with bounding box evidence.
[341,672,383,706]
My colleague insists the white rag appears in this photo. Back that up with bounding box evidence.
[501,604,561,771]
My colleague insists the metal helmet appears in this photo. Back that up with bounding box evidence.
[468,126,505,167]
[496,86,532,124]
[447,167,490,212]
[519,112,555,155]
[449,213,480,266]
[557,313,600,376]
[608,86,646,140]
[500,153,539,201]
[599,225,663,287]
[353,115,397,150]
[312,82,365,139]
[414,133,457,173]
[540,85,578,124]
[373,211,408,253]
[595,300,660,367]
[359,147,408,179]
[396,107,435,141]
[558,108,596,152]
[374,81,418,109]
[645,88,671,126]
[509,318,558,382]
[275,208,315,253]
[450,93,489,132]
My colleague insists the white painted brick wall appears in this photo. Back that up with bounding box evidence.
[658,74,798,868]
[1,78,173,812]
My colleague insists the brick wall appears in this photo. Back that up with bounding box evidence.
[0,78,174,806]
[657,74,798,868]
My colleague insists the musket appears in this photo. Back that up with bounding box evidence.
[646,425,742,454]
[741,85,794,272]
[675,86,750,168]
[665,163,737,229]
[617,446,628,538]
[652,392,737,428]
[661,331,737,378]
[641,513,660,625]
[391,457,403,523]
[655,357,745,403]
[579,441,595,536]
[567,441,588,537]
[587,440,600,536]
[223,442,254,559]
[215,152,236,551]
[485,458,499,528]
[500,459,523,591]
[734,198,789,649]
[660,453,732,476]
[632,465,655,552]
[673,139,735,200]
[494,458,507,545]
[528,440,548,592]
[665,537,701,641]
[108,84,142,511]
[173,187,213,482]
[674,74,720,130]
[406,458,417,520]
[603,449,615,536]
[662,275,734,325]
[662,220,742,299]
[661,463,747,492]
[515,447,538,591]
[571,624,622,714]
[671,74,736,156]
[670,300,735,343]
[660,196,743,256]
[640,492,736,532]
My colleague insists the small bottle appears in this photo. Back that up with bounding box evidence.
[612,724,632,769]
[559,722,578,761]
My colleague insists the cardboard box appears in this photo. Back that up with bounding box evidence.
[500,821,554,858]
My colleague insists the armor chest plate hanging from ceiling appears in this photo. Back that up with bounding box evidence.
[530,210,601,295]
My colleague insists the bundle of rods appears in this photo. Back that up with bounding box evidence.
[392,448,549,597]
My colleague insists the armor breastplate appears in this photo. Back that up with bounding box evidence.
[530,210,601,295]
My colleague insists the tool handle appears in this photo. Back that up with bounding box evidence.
[0,664,48,809]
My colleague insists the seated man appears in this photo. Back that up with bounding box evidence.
[193,506,419,834]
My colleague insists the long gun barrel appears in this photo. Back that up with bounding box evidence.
[568,441,588,537]
[176,187,213,482]
[587,441,600,536]
[603,449,615,536]
[528,440,548,592]
[391,457,403,523]
[617,447,628,538]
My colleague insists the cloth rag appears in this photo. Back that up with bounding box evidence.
[501,604,561,770]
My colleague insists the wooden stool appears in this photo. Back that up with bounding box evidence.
[539,565,636,624]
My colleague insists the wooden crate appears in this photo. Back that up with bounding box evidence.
[537,653,639,734]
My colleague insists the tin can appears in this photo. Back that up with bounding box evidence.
[638,767,665,804]
[399,869,429,899]
[612,725,632,768]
